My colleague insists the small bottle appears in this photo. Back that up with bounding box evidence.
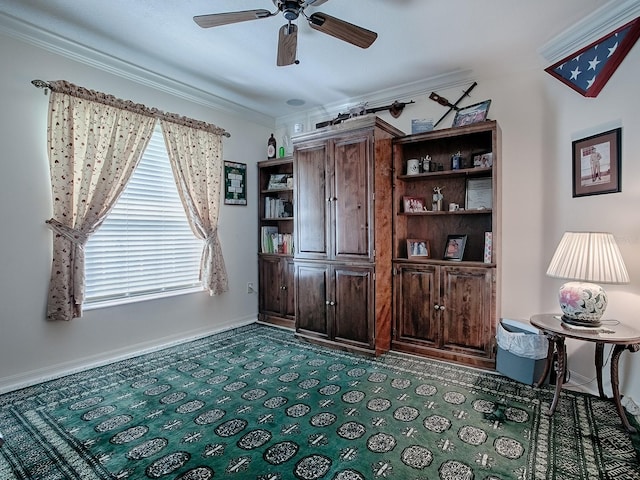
[279,146,285,158]
[451,151,461,170]
[267,134,276,159]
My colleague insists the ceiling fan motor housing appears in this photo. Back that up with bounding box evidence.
[282,1,301,21]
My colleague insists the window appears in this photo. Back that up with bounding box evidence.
[85,124,204,306]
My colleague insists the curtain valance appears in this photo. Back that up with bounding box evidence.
[32,79,230,137]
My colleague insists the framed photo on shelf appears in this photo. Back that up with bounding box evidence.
[267,173,293,191]
[443,234,467,261]
[407,239,431,259]
[572,127,621,197]
[472,152,493,168]
[452,100,491,127]
[403,196,426,213]
[465,177,493,210]
[224,161,247,205]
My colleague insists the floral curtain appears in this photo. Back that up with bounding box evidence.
[161,120,229,296]
[46,83,156,320]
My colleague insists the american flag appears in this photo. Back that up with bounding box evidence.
[545,17,640,97]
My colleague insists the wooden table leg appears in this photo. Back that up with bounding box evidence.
[610,344,638,433]
[535,334,555,388]
[595,342,606,399]
[548,335,566,415]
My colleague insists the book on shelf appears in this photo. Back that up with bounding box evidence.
[484,232,493,263]
[264,197,292,219]
[261,226,277,253]
[260,226,294,254]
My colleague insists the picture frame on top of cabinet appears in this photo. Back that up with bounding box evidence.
[443,234,467,261]
[407,239,431,260]
[224,161,247,205]
[572,127,621,197]
[452,100,491,127]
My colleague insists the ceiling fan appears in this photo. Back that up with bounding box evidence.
[193,0,378,66]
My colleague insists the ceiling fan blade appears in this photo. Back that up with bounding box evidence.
[277,24,298,66]
[308,12,377,48]
[193,9,272,28]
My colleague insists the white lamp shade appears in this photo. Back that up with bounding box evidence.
[546,232,629,284]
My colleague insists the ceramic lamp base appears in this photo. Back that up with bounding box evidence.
[560,315,603,328]
[558,281,608,328]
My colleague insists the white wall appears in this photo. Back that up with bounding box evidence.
[0,34,271,392]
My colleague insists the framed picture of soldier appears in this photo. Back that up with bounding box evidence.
[572,128,621,198]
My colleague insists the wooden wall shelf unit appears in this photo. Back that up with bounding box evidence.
[392,121,501,368]
[257,157,295,329]
[293,115,403,355]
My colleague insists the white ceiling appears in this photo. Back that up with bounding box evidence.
[0,0,619,120]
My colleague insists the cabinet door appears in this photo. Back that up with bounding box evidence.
[441,266,495,359]
[333,133,371,261]
[295,261,330,339]
[333,265,373,349]
[259,256,284,316]
[394,264,440,347]
[295,142,329,260]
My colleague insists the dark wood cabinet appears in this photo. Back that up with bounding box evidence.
[391,121,501,368]
[293,116,403,355]
[394,264,439,348]
[257,157,295,329]
[258,255,295,328]
[441,266,494,359]
[393,263,495,368]
[333,264,373,349]
[294,131,372,262]
[295,261,373,352]
[294,141,329,259]
[295,261,330,340]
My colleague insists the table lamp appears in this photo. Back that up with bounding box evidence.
[546,232,629,327]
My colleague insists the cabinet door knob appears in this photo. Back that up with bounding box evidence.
[439,305,446,311]
[434,304,440,310]
[281,285,287,290]
[330,301,336,306]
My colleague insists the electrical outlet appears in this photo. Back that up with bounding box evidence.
[247,282,255,294]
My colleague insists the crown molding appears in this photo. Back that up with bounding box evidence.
[0,12,275,127]
[538,0,640,62]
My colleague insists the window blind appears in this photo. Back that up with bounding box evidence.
[85,125,204,304]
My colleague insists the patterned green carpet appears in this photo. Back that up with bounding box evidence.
[0,324,638,479]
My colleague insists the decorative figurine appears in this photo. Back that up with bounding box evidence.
[433,186,443,211]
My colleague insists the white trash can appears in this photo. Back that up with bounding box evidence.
[496,319,549,385]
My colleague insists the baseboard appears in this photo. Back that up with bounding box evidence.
[564,369,601,396]
[0,316,257,395]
